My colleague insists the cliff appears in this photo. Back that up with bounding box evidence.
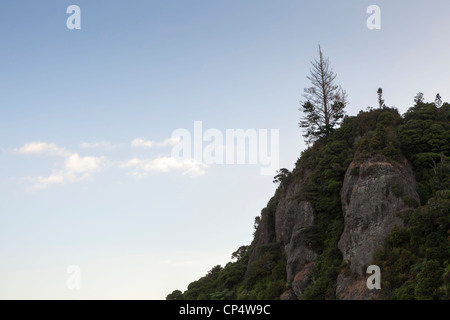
[248,170,317,298]
[274,154,420,300]
[167,102,450,300]
[336,156,420,299]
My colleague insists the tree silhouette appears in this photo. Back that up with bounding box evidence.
[414,92,424,105]
[377,88,385,108]
[299,45,347,143]
[435,93,442,108]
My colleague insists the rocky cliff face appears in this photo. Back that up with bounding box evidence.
[336,155,420,299]
[274,175,316,282]
[249,154,421,300]
[248,170,317,299]
[275,178,316,299]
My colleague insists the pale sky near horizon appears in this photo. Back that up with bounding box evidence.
[1,0,450,299]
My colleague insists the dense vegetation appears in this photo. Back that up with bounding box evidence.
[167,100,450,300]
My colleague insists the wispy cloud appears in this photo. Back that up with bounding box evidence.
[120,156,206,177]
[131,138,155,148]
[32,153,106,189]
[15,142,106,189]
[33,170,83,190]
[14,142,70,157]
[80,141,120,150]
[131,137,180,148]
[14,136,202,190]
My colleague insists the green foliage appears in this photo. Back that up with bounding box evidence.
[373,190,450,299]
[398,102,450,204]
[166,290,184,300]
[177,252,250,300]
[232,246,249,261]
[295,114,357,299]
[242,241,287,300]
[402,196,419,208]
[245,246,280,289]
[415,260,444,300]
[353,107,403,161]
[273,168,292,186]
[392,281,416,300]
[298,103,449,300]
[168,205,286,300]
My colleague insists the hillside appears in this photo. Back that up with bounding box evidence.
[167,101,450,300]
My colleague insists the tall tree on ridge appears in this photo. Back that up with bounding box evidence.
[435,93,442,108]
[299,45,348,144]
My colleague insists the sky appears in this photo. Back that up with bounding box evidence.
[1,0,450,299]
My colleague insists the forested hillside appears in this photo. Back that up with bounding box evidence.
[167,100,450,300]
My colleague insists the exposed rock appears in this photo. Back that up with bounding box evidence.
[336,155,420,299]
[280,262,315,300]
[248,169,317,284]
[274,172,316,281]
[249,153,420,300]
[291,262,315,298]
[247,198,278,268]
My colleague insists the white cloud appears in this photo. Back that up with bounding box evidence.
[14,142,69,157]
[15,138,200,190]
[31,153,105,189]
[31,154,105,190]
[157,137,181,147]
[131,137,180,148]
[32,171,83,190]
[120,156,207,177]
[65,153,105,173]
[15,142,107,189]
[80,141,119,150]
[131,138,154,148]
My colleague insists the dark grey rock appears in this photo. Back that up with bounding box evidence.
[336,156,419,299]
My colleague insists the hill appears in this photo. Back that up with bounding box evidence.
[167,101,450,300]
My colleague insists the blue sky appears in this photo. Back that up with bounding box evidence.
[1,0,450,299]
